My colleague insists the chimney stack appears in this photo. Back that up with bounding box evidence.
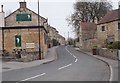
[0,5,5,27]
[1,5,3,12]
[20,2,27,8]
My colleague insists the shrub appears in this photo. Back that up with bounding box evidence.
[108,41,120,49]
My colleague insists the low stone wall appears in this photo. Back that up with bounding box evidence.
[81,39,98,52]
[19,52,39,62]
[98,48,118,60]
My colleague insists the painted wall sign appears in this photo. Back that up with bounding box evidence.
[26,43,35,48]
[16,14,32,21]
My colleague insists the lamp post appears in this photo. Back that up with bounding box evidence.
[38,0,41,60]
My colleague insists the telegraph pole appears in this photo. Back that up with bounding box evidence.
[38,0,41,60]
[68,31,69,45]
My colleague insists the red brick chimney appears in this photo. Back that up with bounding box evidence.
[20,2,27,8]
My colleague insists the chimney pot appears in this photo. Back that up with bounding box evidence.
[20,2,27,8]
[1,5,3,12]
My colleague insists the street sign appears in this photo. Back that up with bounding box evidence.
[15,35,21,47]
[16,14,32,21]
[26,43,35,48]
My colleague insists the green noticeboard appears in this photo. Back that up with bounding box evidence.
[15,35,21,47]
[16,14,32,21]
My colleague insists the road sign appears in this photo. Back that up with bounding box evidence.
[16,14,32,21]
[26,43,35,48]
[15,35,21,47]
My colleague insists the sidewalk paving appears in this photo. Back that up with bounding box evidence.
[1,46,58,72]
[75,48,118,81]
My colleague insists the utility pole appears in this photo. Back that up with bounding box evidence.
[38,0,41,60]
[68,31,69,45]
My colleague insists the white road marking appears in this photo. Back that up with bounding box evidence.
[58,64,72,70]
[91,55,113,81]
[75,59,78,63]
[20,73,46,82]
[73,55,76,58]
[109,65,113,81]
[65,46,78,63]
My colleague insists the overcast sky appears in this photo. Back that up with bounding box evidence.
[0,0,120,39]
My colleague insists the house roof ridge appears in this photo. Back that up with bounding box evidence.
[98,9,119,25]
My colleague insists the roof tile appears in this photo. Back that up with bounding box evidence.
[98,9,120,24]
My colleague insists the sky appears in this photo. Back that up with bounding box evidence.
[0,0,120,39]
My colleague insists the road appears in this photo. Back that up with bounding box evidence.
[2,45,110,82]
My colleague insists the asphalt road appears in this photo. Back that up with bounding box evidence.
[2,45,110,82]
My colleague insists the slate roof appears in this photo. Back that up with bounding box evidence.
[98,9,120,25]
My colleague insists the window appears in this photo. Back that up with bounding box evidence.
[101,26,105,31]
[118,23,120,29]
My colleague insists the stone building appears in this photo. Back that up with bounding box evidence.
[48,25,58,40]
[47,25,58,47]
[1,1,48,59]
[47,25,65,47]
[5,2,47,27]
[97,8,120,47]
[57,34,65,45]
[79,22,97,51]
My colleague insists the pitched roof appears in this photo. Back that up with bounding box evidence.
[98,9,120,25]
[80,22,97,30]
[5,2,47,21]
[5,8,46,21]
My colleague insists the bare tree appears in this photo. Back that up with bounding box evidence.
[66,1,112,37]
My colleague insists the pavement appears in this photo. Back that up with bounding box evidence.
[1,46,58,72]
[74,47,118,81]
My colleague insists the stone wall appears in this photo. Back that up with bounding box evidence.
[3,28,48,57]
[0,11,5,51]
[0,12,5,27]
[0,30,2,51]
[5,8,46,27]
[118,30,120,41]
[97,21,119,47]
[98,48,118,60]
[81,39,98,52]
